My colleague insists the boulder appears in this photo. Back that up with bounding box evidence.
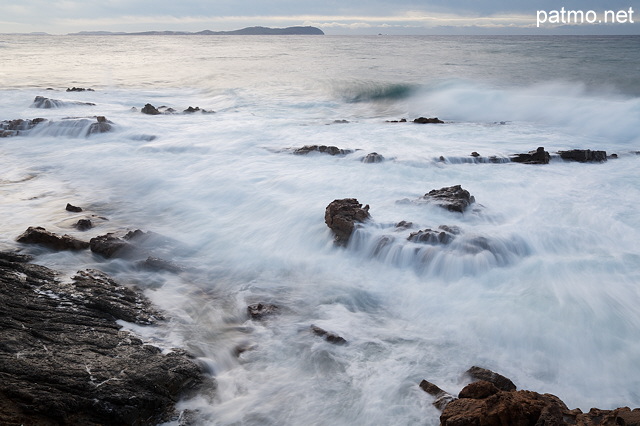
[89,233,135,258]
[310,325,347,345]
[421,185,475,213]
[420,380,458,410]
[293,145,353,156]
[413,117,444,124]
[361,152,384,163]
[138,256,183,273]
[0,253,206,425]
[465,366,517,392]
[510,147,550,164]
[16,226,89,251]
[325,199,370,245]
[87,116,113,134]
[0,118,48,137]
[558,149,607,162]
[74,219,93,231]
[66,203,83,212]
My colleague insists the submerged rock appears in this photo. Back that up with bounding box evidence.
[361,152,384,163]
[419,380,457,410]
[31,96,95,108]
[510,146,550,164]
[0,118,48,137]
[325,198,370,245]
[0,253,205,425]
[138,256,183,273]
[66,87,94,92]
[408,226,457,245]
[293,145,353,156]
[87,115,113,134]
[558,149,607,162]
[90,233,136,258]
[16,226,89,251]
[310,325,347,345]
[66,203,83,212]
[142,103,161,115]
[420,185,476,213]
[74,219,93,231]
[247,303,279,320]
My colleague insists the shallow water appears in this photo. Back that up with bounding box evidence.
[1,34,640,424]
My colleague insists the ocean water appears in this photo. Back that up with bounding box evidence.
[1,34,640,425]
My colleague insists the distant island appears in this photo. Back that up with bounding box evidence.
[68,26,324,36]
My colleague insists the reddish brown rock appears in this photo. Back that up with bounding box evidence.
[421,185,475,213]
[465,366,517,392]
[324,198,370,246]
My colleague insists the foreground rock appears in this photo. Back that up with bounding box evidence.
[0,253,206,425]
[422,366,640,426]
[0,118,48,137]
[420,185,476,213]
[17,226,89,251]
[293,145,354,156]
[510,146,550,164]
[325,199,370,245]
[559,149,607,162]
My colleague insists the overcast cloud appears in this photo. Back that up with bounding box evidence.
[2,0,639,34]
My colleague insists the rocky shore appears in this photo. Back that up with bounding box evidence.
[0,249,208,425]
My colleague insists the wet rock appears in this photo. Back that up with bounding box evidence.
[325,198,370,245]
[141,103,161,115]
[332,119,350,124]
[293,145,353,156]
[31,96,95,108]
[16,226,89,251]
[89,233,135,258]
[395,220,414,229]
[74,219,93,231]
[458,380,500,399]
[138,256,183,273]
[420,380,458,410]
[310,325,347,345]
[361,152,384,163]
[67,87,94,92]
[385,118,407,123]
[510,146,550,164]
[413,117,444,124]
[247,303,279,320]
[471,151,480,157]
[66,203,83,212]
[465,366,517,392]
[0,118,48,137]
[421,185,475,213]
[559,149,607,162]
[408,227,456,245]
[0,253,205,425]
[87,116,113,134]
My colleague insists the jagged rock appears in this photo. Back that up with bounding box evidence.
[67,87,94,92]
[310,325,347,345]
[408,227,456,245]
[421,185,475,213]
[0,118,48,137]
[293,145,353,156]
[558,149,607,162]
[511,146,550,164]
[0,253,206,425]
[247,303,279,320]
[90,233,135,258]
[413,117,444,124]
[141,103,161,115]
[74,219,93,231]
[361,152,384,163]
[420,380,458,410]
[16,226,89,251]
[465,366,517,392]
[66,203,83,212]
[458,380,500,399]
[325,199,370,245]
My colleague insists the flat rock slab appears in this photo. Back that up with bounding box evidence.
[0,253,205,425]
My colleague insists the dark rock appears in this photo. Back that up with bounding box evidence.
[421,185,475,213]
[141,103,161,115]
[408,228,456,245]
[361,152,384,163]
[558,149,607,162]
[610,153,618,159]
[0,118,48,137]
[247,303,279,320]
[16,226,89,251]
[510,146,550,164]
[395,221,414,229]
[89,233,135,258]
[325,199,370,245]
[413,117,444,124]
[458,381,500,399]
[385,118,407,123]
[465,366,517,392]
[87,116,112,134]
[310,325,347,345]
[293,145,353,156]
[66,203,83,212]
[471,152,480,157]
[66,87,94,92]
[139,256,183,273]
[0,253,205,425]
[332,119,350,124]
[74,219,93,231]
[31,96,95,108]
[420,380,458,410]
[184,106,200,113]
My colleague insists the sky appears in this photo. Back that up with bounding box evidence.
[1,0,639,35]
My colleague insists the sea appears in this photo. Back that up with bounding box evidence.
[1,34,639,425]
